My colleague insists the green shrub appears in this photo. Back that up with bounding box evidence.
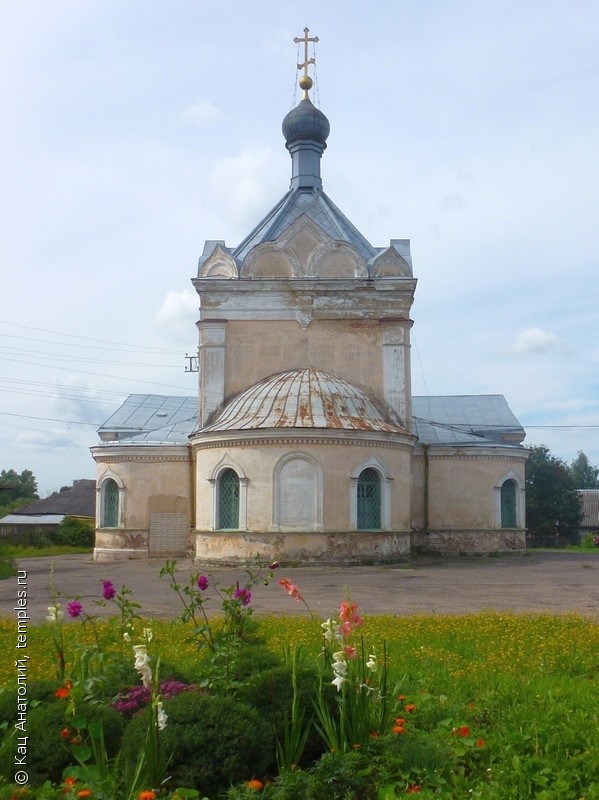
[0,559,16,581]
[121,690,273,795]
[52,517,94,547]
[0,680,62,725]
[237,664,326,767]
[0,697,123,787]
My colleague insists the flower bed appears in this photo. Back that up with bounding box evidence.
[0,561,598,798]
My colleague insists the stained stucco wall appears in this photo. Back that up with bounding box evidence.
[223,319,385,401]
[411,447,527,531]
[94,446,192,531]
[193,437,413,533]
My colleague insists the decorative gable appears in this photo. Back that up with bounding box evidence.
[198,245,239,279]
[370,246,413,278]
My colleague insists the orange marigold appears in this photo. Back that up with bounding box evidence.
[476,737,485,748]
[392,724,406,735]
[453,725,470,737]
[246,779,264,791]
[62,778,77,787]
[406,785,421,793]
[77,791,93,799]
[138,792,157,800]
[404,704,416,713]
[59,728,70,739]
[55,686,71,699]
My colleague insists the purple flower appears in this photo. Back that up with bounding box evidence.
[197,575,209,591]
[233,587,252,606]
[67,600,83,618]
[102,580,116,600]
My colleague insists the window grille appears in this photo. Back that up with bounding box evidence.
[102,479,119,528]
[218,469,240,529]
[357,468,381,530]
[501,479,517,528]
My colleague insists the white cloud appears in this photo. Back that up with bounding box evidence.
[501,328,568,357]
[209,145,286,233]
[180,99,225,128]
[155,289,198,343]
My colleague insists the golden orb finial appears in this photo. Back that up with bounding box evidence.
[299,74,313,92]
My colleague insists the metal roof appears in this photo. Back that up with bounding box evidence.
[95,392,525,448]
[97,395,198,444]
[412,395,525,446]
[0,514,68,525]
[232,188,378,264]
[202,369,406,433]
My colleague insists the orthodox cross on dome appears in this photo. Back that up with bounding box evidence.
[294,27,319,98]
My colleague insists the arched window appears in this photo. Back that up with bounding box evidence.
[101,478,119,528]
[218,469,240,529]
[357,468,382,530]
[500,479,517,528]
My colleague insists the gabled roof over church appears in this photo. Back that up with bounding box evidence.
[95,392,525,448]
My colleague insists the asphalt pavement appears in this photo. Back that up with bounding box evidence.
[1,550,598,623]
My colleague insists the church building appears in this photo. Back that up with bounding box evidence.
[91,32,528,563]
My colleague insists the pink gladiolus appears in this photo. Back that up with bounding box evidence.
[344,645,358,659]
[278,577,303,602]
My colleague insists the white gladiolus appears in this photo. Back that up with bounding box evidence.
[46,604,64,623]
[133,644,152,687]
[332,674,346,691]
[156,701,168,730]
[366,654,377,671]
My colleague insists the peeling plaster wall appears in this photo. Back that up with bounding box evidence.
[194,530,411,565]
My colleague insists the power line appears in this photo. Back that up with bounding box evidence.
[0,319,182,353]
[0,412,101,426]
[0,332,183,355]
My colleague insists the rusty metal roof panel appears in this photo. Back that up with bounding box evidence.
[202,369,406,433]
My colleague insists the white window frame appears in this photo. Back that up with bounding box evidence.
[494,470,525,528]
[349,456,393,531]
[208,455,248,531]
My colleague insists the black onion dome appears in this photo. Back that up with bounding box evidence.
[282,98,330,148]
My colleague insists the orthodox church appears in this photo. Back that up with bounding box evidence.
[91,33,528,563]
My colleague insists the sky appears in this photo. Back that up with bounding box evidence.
[1,0,598,496]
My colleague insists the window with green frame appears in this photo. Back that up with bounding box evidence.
[218,469,240,529]
[101,479,119,528]
[500,479,518,528]
[357,468,382,530]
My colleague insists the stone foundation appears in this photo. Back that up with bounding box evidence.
[93,528,149,561]
[194,530,411,565]
[411,528,526,556]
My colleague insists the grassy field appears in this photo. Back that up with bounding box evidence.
[1,611,598,797]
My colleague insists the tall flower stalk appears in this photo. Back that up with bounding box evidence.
[160,558,279,692]
[314,598,396,753]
